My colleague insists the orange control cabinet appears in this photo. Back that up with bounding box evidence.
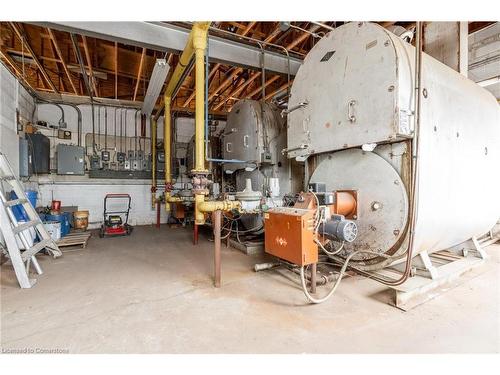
[264,207,318,266]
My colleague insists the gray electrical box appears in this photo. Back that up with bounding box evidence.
[57,144,85,175]
[19,138,30,177]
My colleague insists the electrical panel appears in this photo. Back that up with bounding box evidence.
[25,133,50,174]
[19,138,30,177]
[57,144,85,175]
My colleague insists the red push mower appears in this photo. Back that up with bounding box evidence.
[99,193,133,238]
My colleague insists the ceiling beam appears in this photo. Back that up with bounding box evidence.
[181,62,221,107]
[242,22,257,36]
[47,37,65,92]
[29,22,302,75]
[114,42,118,99]
[181,22,258,109]
[81,35,98,95]
[213,71,261,111]
[208,68,243,102]
[0,49,38,92]
[286,24,321,51]
[3,48,152,81]
[47,28,78,94]
[133,48,146,101]
[9,22,59,93]
[244,75,280,99]
[264,81,292,101]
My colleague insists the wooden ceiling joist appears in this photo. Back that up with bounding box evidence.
[264,81,292,101]
[47,28,78,94]
[81,35,98,95]
[213,71,261,111]
[208,68,243,102]
[244,75,280,99]
[9,22,59,93]
[181,62,221,107]
[181,21,259,109]
[133,48,146,101]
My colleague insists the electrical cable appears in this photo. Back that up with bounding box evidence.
[315,238,344,256]
[300,249,394,304]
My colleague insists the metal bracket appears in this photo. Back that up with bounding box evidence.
[281,101,308,117]
[471,236,488,260]
[348,99,357,123]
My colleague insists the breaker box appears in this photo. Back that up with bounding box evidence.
[19,138,30,177]
[26,133,50,174]
[57,144,85,175]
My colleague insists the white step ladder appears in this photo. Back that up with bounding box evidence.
[0,152,61,288]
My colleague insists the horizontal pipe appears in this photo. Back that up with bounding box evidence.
[166,196,183,203]
[198,199,241,213]
[206,158,249,163]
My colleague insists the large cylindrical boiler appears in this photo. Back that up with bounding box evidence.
[287,22,500,270]
[223,99,292,231]
[223,99,291,196]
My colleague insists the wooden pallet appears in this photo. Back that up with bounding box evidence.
[56,231,91,249]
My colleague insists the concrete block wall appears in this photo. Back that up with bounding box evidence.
[0,63,36,177]
[36,178,168,228]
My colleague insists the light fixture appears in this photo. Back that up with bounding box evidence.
[142,59,170,116]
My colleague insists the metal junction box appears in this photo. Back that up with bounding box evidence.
[264,207,318,266]
[56,144,85,175]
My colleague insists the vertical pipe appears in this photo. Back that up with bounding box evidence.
[164,99,172,211]
[124,108,128,154]
[97,105,101,151]
[151,117,157,209]
[194,44,206,172]
[310,263,317,294]
[213,209,221,287]
[192,23,210,226]
[205,37,209,159]
[156,199,161,229]
[193,223,199,245]
[104,106,107,150]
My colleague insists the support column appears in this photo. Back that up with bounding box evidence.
[164,100,172,211]
[310,263,317,294]
[213,210,222,287]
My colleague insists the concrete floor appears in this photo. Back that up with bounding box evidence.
[1,225,499,353]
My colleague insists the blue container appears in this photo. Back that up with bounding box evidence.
[9,190,38,222]
[25,190,38,208]
[62,212,73,229]
[45,213,70,237]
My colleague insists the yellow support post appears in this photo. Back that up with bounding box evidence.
[192,23,209,174]
[189,22,211,225]
[151,117,157,209]
[162,22,210,212]
[164,99,171,211]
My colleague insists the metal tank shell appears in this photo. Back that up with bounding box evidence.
[288,22,500,269]
[223,99,291,197]
[223,100,291,232]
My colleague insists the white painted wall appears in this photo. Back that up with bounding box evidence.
[0,63,36,177]
[2,89,225,228]
[32,104,164,227]
[37,103,153,167]
[35,176,167,228]
[30,105,220,228]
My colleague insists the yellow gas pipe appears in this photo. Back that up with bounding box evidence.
[151,117,157,209]
[189,23,241,224]
[159,22,239,222]
[162,24,202,211]
[163,100,172,210]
